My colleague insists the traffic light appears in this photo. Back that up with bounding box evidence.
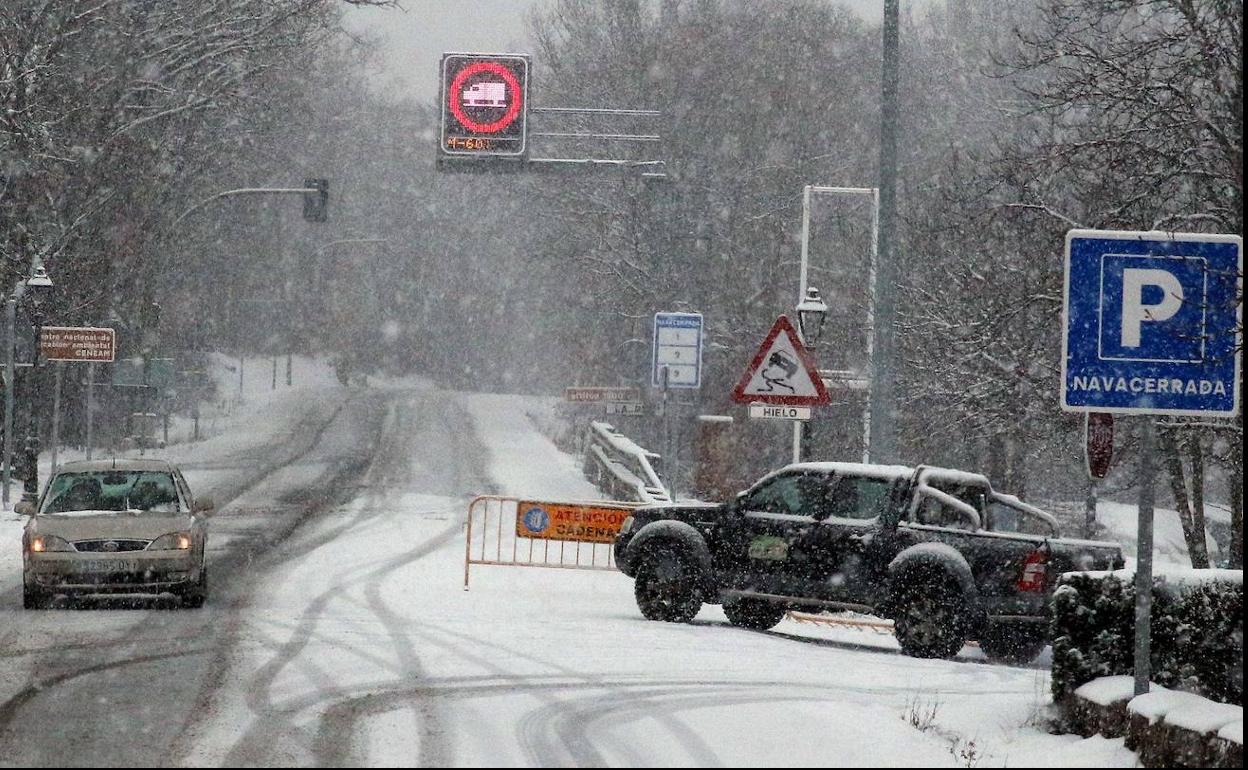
[303,178,328,222]
[439,53,530,159]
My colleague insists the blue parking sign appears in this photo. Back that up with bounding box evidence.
[1062,230,1242,417]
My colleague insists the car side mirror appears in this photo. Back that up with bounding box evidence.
[193,497,215,514]
[14,501,35,516]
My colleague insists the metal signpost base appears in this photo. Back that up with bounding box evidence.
[1134,418,1156,696]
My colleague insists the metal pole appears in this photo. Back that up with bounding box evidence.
[869,0,901,463]
[3,296,16,506]
[1134,417,1157,697]
[286,353,292,387]
[793,185,812,464]
[798,185,812,306]
[864,188,880,463]
[662,366,676,503]
[238,356,244,401]
[50,363,62,474]
[1084,478,1099,539]
[271,356,277,390]
[85,362,95,460]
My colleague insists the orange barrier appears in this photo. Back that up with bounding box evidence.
[787,611,982,647]
[463,495,643,589]
[786,611,895,634]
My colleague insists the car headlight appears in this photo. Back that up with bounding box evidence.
[148,532,194,551]
[29,534,75,553]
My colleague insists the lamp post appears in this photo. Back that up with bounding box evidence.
[793,287,828,463]
[3,256,54,507]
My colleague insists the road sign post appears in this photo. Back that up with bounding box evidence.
[652,313,704,501]
[1062,229,1242,696]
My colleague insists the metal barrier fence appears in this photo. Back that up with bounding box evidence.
[463,495,643,589]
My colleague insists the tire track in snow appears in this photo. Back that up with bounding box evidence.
[213,391,483,767]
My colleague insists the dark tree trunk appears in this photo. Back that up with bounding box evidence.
[1158,426,1210,569]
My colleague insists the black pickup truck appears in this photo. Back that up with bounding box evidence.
[614,462,1124,663]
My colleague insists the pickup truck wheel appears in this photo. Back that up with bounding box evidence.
[633,544,702,623]
[892,582,967,659]
[979,623,1047,664]
[723,597,786,630]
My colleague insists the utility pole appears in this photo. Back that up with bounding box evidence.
[869,0,901,463]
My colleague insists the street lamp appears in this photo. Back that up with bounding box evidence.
[4,255,54,507]
[791,286,829,465]
[796,287,829,348]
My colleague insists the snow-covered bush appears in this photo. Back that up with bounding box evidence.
[1052,570,1243,706]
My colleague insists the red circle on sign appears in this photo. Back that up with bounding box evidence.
[448,60,523,135]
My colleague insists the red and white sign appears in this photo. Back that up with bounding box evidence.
[732,315,830,407]
[440,53,529,157]
[1085,412,1114,480]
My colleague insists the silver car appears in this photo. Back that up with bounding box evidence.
[19,459,212,609]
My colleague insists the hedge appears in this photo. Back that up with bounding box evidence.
[1051,569,1243,706]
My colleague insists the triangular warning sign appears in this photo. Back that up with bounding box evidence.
[731,315,830,406]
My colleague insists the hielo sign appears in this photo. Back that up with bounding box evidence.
[1061,230,1242,417]
[732,315,830,407]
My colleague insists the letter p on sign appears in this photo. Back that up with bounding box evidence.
[1097,254,1207,364]
[1120,268,1184,348]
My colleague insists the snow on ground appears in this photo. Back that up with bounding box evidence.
[459,392,601,501]
[180,388,1137,768]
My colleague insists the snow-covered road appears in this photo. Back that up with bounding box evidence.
[1,382,1137,767]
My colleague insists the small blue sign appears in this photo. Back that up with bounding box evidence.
[1062,230,1241,416]
[652,312,704,389]
[521,506,549,534]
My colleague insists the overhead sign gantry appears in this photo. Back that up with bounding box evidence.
[436,52,663,177]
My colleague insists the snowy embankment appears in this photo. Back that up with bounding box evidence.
[1096,500,1225,568]
[458,392,601,501]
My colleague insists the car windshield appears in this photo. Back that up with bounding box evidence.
[39,471,184,515]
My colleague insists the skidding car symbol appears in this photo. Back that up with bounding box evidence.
[462,81,507,107]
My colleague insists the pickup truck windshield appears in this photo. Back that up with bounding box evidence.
[40,471,185,514]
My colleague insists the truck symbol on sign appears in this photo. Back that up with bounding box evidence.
[462,81,507,107]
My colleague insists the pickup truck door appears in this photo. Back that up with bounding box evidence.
[720,470,833,598]
[815,472,916,604]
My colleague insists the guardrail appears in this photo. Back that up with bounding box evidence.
[464,495,643,589]
[582,421,671,504]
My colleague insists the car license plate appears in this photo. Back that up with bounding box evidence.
[75,559,140,573]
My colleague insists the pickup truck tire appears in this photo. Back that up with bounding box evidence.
[723,597,786,630]
[978,622,1047,664]
[633,542,702,623]
[891,580,967,659]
